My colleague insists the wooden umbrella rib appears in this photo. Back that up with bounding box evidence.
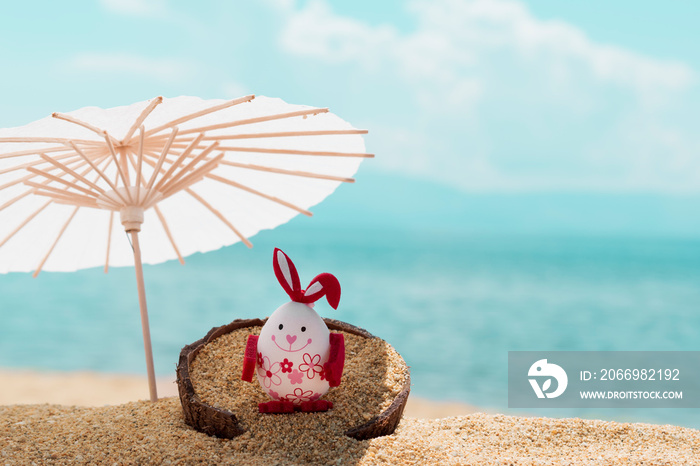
[123,97,163,143]
[160,153,224,199]
[24,155,116,208]
[152,133,204,193]
[33,191,99,209]
[121,140,141,205]
[143,94,255,137]
[37,152,86,171]
[145,128,179,191]
[0,145,76,160]
[69,142,128,204]
[162,175,211,201]
[0,154,93,196]
[0,137,104,145]
[38,153,107,194]
[176,108,330,136]
[0,152,108,213]
[38,161,115,209]
[0,147,105,176]
[25,168,101,198]
[29,158,103,197]
[79,151,110,175]
[165,143,374,158]
[142,149,190,164]
[82,154,119,209]
[0,152,78,176]
[199,129,369,140]
[142,137,200,153]
[124,147,153,207]
[27,151,111,199]
[205,173,312,217]
[219,160,355,183]
[135,126,145,202]
[42,154,97,184]
[33,206,80,277]
[153,148,358,184]
[153,205,185,265]
[30,155,118,210]
[146,129,368,143]
[104,211,114,273]
[102,135,133,203]
[158,142,219,196]
[185,188,253,248]
[138,154,167,207]
[120,152,185,264]
[142,136,193,148]
[24,181,100,204]
[142,152,178,167]
[76,152,112,185]
[52,112,119,145]
[216,146,374,158]
[177,141,220,174]
[0,200,52,248]
[119,146,130,182]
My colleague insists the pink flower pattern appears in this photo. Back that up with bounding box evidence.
[269,389,280,400]
[257,355,282,388]
[282,388,321,404]
[287,369,303,385]
[298,353,323,380]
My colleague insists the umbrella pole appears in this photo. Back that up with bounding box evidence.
[129,229,158,402]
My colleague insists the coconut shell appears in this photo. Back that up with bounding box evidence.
[176,318,411,440]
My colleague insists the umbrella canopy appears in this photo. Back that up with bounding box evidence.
[0,95,370,272]
[0,95,371,401]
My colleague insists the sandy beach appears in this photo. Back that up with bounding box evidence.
[0,369,477,418]
[1,370,699,464]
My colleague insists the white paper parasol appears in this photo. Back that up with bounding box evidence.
[0,95,370,401]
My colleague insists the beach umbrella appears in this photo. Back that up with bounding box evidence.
[0,95,370,401]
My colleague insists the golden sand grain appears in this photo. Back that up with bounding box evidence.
[188,325,409,441]
[2,399,699,465]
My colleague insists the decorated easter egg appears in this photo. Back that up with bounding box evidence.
[241,248,345,413]
[256,301,331,402]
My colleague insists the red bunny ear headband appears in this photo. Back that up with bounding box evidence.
[273,248,341,309]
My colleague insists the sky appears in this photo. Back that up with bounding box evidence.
[1,0,700,234]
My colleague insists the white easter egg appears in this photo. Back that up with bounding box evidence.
[256,301,331,404]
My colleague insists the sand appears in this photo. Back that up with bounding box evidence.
[2,397,699,465]
[0,369,473,418]
[2,364,698,464]
[2,373,699,464]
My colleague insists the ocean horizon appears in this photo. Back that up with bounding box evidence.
[2,226,699,428]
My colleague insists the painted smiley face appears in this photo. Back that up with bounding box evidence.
[259,302,330,356]
[271,332,313,353]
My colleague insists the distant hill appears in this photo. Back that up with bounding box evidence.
[286,169,700,237]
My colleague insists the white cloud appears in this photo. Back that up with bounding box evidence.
[281,0,692,109]
[65,52,195,84]
[282,1,396,65]
[274,0,700,193]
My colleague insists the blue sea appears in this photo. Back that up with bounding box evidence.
[2,226,699,428]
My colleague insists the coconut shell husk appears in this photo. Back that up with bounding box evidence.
[176,318,410,440]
